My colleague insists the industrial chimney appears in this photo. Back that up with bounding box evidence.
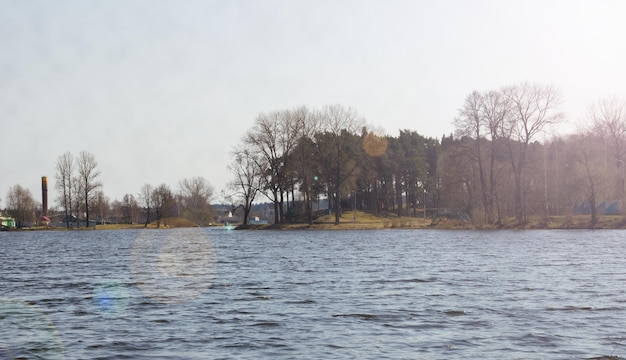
[41,176,48,218]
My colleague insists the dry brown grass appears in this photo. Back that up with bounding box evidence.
[96,217,199,230]
[472,215,626,230]
[45,213,626,231]
[239,210,432,230]
[95,223,146,230]
[240,212,626,231]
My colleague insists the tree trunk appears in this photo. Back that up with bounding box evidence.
[273,199,279,224]
[583,150,598,228]
[306,187,313,225]
[374,181,380,214]
[334,166,341,225]
[488,144,497,224]
[334,193,341,225]
[514,172,524,225]
[590,190,597,228]
[243,207,251,225]
[279,190,284,224]
[85,198,90,228]
[478,156,489,225]
[396,179,402,217]
[144,207,150,227]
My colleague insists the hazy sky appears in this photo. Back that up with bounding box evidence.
[2,0,626,204]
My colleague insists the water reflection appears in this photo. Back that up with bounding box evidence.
[130,228,217,304]
[0,298,65,359]
[92,280,129,316]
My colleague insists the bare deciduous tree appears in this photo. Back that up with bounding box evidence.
[72,175,82,227]
[6,184,36,228]
[228,147,262,225]
[455,91,489,223]
[139,184,153,227]
[591,97,626,162]
[481,90,508,223]
[501,83,562,225]
[589,97,626,199]
[317,104,364,225]
[454,90,509,224]
[574,132,604,227]
[245,108,303,224]
[290,106,320,224]
[93,191,109,224]
[77,151,101,227]
[178,176,214,226]
[122,194,139,224]
[152,183,173,228]
[55,152,75,228]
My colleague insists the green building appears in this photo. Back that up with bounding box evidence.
[0,216,16,229]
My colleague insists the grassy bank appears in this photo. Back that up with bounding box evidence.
[240,210,447,230]
[238,212,626,230]
[493,214,626,230]
[11,213,626,231]
[313,210,432,229]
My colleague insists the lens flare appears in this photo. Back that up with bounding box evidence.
[93,280,129,315]
[130,228,216,304]
[0,298,65,359]
[362,133,388,157]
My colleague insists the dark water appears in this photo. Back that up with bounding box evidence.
[1,228,626,359]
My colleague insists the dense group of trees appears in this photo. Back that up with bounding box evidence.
[85,178,215,229]
[440,85,626,227]
[54,151,214,228]
[135,178,215,228]
[228,104,439,225]
[446,83,563,225]
[55,151,102,228]
[226,83,626,227]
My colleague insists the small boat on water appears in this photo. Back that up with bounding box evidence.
[223,222,236,230]
[218,210,239,230]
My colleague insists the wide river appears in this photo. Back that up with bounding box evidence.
[1,228,625,359]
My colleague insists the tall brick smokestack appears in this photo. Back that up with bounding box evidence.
[42,176,48,218]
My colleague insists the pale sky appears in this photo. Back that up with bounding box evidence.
[2,0,626,204]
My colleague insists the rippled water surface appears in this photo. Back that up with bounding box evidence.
[2,228,626,359]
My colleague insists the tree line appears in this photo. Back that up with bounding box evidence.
[228,104,439,226]
[442,85,626,227]
[227,83,626,227]
[4,82,625,228]
[136,178,215,228]
[1,151,215,228]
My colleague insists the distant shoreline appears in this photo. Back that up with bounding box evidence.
[234,213,626,230]
[6,214,626,231]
